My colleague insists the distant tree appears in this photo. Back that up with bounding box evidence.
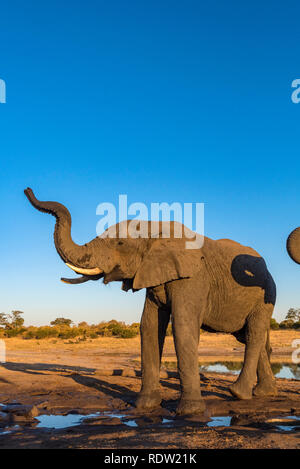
[0,311,24,329]
[50,318,73,327]
[285,308,300,323]
[279,319,294,329]
[10,311,25,329]
[78,321,88,328]
[270,318,279,330]
[0,313,8,328]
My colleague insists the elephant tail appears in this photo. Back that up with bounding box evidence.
[266,328,272,360]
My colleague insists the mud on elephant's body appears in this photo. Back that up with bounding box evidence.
[25,188,277,415]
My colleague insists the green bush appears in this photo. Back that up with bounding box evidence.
[118,328,138,338]
[0,314,142,340]
[5,327,26,337]
[271,363,283,375]
[279,319,295,329]
[58,328,80,339]
[35,327,58,339]
[270,318,279,330]
[50,318,73,327]
[88,332,98,339]
[108,323,124,336]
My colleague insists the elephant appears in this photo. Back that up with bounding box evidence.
[287,227,300,264]
[24,188,277,415]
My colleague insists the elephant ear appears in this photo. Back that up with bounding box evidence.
[133,238,203,290]
[287,227,300,264]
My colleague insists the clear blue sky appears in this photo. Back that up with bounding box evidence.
[1,1,300,325]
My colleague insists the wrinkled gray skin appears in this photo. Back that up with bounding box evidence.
[287,227,300,265]
[25,188,277,415]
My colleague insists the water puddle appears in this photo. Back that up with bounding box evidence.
[200,364,239,374]
[35,412,175,430]
[207,416,232,427]
[198,362,300,380]
[275,367,300,380]
[0,426,20,436]
[266,415,300,432]
[102,413,138,428]
[35,412,233,430]
[1,402,299,433]
[36,413,99,429]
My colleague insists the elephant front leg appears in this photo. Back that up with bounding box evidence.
[172,303,205,416]
[135,292,170,410]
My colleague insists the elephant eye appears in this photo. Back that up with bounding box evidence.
[118,241,124,246]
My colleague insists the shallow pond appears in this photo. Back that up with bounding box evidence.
[207,416,232,427]
[1,410,299,434]
[198,362,300,380]
[162,360,300,379]
[35,412,175,430]
[34,412,233,430]
[265,416,300,432]
[24,413,300,432]
[36,413,96,429]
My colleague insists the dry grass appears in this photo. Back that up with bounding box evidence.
[3,336,141,352]
[3,329,300,361]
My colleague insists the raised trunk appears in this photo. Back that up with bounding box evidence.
[24,188,94,268]
[287,227,300,264]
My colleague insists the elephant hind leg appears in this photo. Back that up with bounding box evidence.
[253,330,277,397]
[233,323,277,397]
[229,304,273,400]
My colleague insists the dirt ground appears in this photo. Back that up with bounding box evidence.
[0,330,299,449]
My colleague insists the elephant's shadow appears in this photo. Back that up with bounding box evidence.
[160,378,233,400]
[0,362,136,406]
[0,362,233,405]
[0,361,96,375]
[68,373,137,404]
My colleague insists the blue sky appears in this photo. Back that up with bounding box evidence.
[1,1,300,325]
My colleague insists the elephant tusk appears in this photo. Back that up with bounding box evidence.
[66,263,103,275]
[61,276,91,285]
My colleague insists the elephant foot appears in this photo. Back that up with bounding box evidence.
[229,381,253,400]
[135,390,161,410]
[253,380,277,397]
[176,398,206,416]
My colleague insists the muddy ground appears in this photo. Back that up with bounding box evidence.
[0,332,299,449]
